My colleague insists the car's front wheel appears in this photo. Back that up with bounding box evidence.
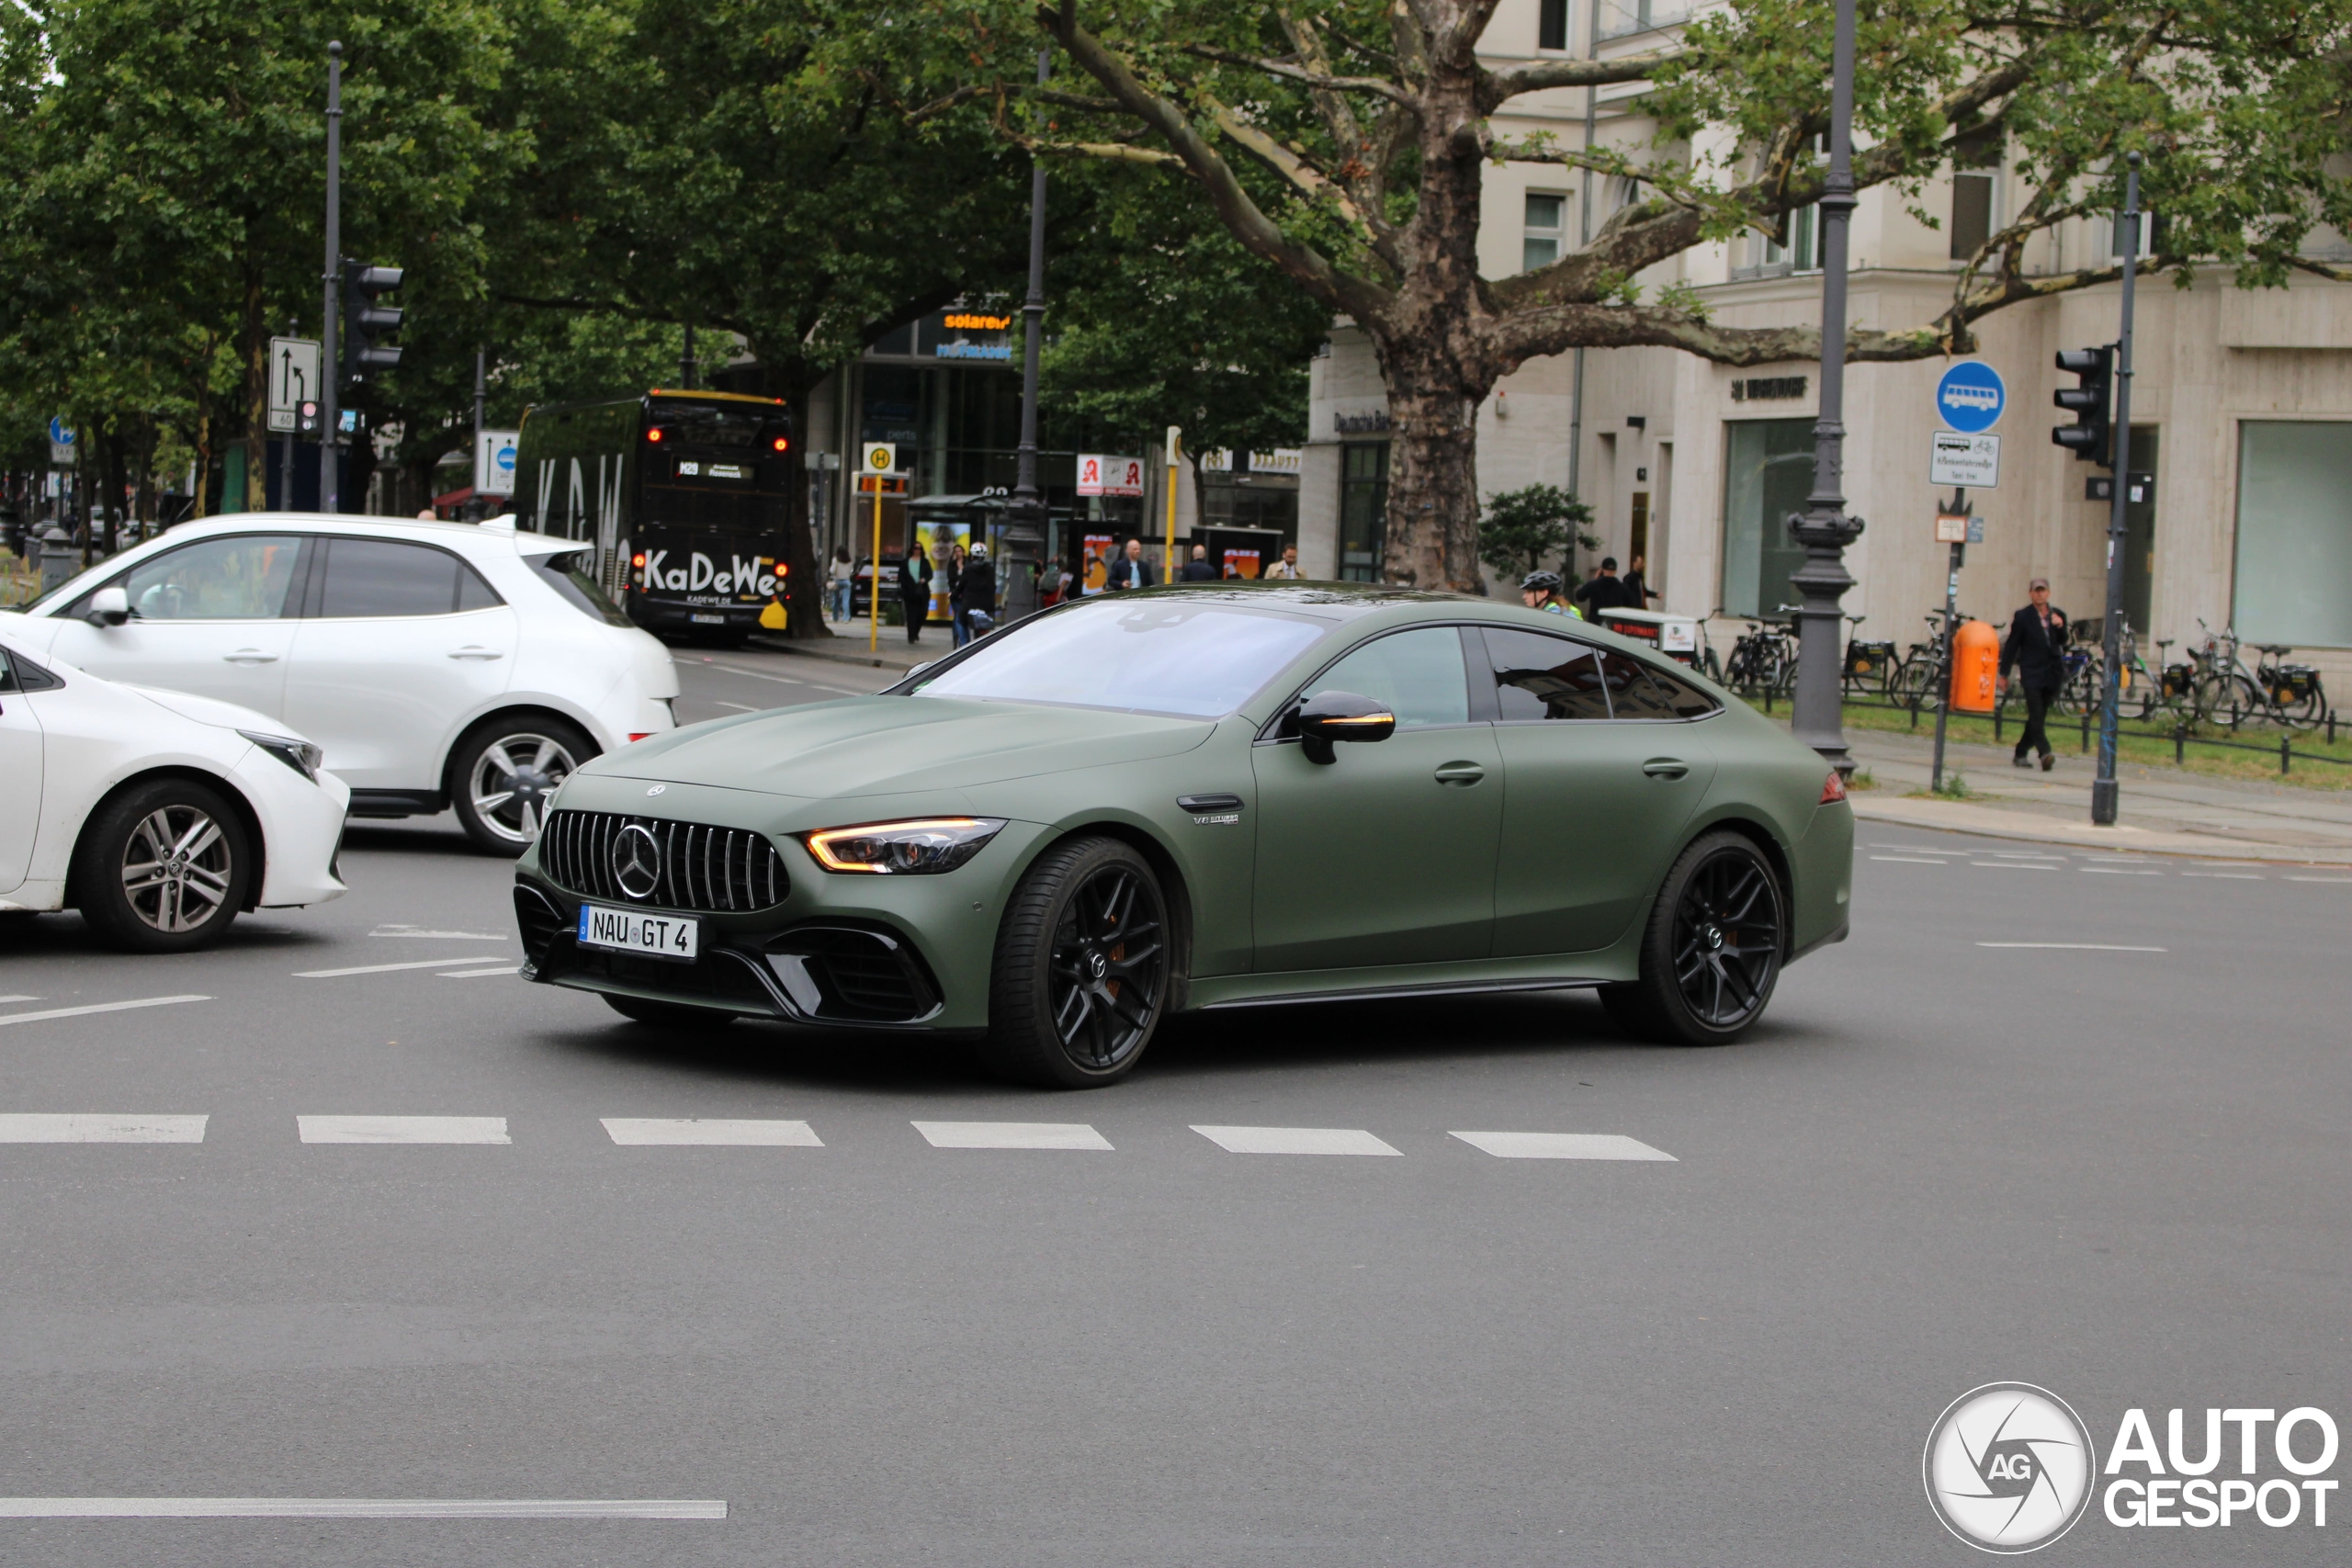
[1601,829,1786,1046]
[979,835,1170,1089]
[450,716,594,855]
[74,778,253,953]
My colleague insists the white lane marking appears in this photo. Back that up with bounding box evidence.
[368,927,506,940]
[0,995,40,1003]
[0,1114,207,1144]
[1870,855,1949,864]
[2083,867,2163,875]
[0,996,210,1028]
[911,1121,1112,1151]
[1450,1131,1675,1161]
[298,1115,510,1145]
[1976,942,2168,952]
[1192,1124,1401,1156]
[1869,843,1962,852]
[296,956,504,977]
[1970,862,2057,871]
[603,1118,822,1146]
[2183,872,2262,879]
[438,965,523,978]
[2285,875,2352,884]
[0,1497,726,1519]
[708,663,867,698]
[1988,852,2066,860]
[712,701,760,712]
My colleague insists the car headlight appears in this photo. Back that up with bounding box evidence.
[239,729,322,782]
[804,817,1006,874]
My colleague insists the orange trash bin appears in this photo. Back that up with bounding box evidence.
[1951,618,1999,713]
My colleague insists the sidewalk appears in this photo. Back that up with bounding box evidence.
[1828,723,2352,863]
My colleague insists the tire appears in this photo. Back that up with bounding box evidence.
[73,777,253,953]
[1600,830,1787,1047]
[449,715,596,855]
[978,835,1170,1089]
[603,993,731,1030]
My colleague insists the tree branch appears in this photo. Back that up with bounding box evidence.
[1179,43,1419,107]
[1479,49,1677,112]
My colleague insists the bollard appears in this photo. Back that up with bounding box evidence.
[2080,709,2090,753]
[2330,709,2338,747]
[2174,722,2186,765]
[1995,699,2003,744]
[1908,692,1921,732]
[2282,735,2291,776]
[36,525,74,592]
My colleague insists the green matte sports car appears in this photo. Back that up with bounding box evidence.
[511,583,1852,1086]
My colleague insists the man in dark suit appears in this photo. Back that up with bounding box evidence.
[1104,536,1157,590]
[1999,576,2068,771]
[1573,557,1632,615]
[897,547,933,644]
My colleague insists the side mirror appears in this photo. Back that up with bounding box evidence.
[86,586,130,627]
[1295,689,1396,764]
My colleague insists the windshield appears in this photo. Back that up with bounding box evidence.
[907,598,1329,718]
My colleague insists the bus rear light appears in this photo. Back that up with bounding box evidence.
[771,436,789,452]
[646,428,663,443]
[631,553,646,567]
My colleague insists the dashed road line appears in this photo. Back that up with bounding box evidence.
[296,956,505,978]
[1450,1131,1675,1161]
[1977,942,2167,952]
[2285,875,2352,884]
[0,1114,207,1144]
[2183,871,2262,879]
[603,1118,822,1146]
[0,1497,726,1519]
[0,996,210,1028]
[1970,862,2058,871]
[1193,1125,1401,1156]
[298,1115,510,1145]
[912,1120,1113,1150]
[368,927,506,940]
[2083,866,2163,875]
[0,995,40,1004]
[1870,855,1949,864]
[438,965,523,979]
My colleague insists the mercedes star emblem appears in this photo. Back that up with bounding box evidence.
[611,822,662,901]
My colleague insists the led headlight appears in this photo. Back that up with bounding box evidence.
[804,818,1005,874]
[239,729,323,782]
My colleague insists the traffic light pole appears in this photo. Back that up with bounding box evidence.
[320,41,343,515]
[2092,152,2142,827]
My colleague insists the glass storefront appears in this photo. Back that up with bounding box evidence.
[1720,418,1814,618]
[2234,420,2352,646]
[1339,442,1389,581]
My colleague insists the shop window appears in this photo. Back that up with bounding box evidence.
[2234,422,2352,647]
[1523,194,1566,273]
[1340,442,1389,582]
[1720,419,1814,619]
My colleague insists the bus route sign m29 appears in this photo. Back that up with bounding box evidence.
[1935,361,2006,434]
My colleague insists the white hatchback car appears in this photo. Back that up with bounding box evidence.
[3,514,679,852]
[0,632,348,950]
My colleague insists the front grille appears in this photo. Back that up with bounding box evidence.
[540,809,787,912]
[514,885,564,965]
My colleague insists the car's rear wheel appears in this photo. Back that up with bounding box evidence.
[979,836,1169,1089]
[1601,830,1785,1046]
[74,778,252,953]
[603,993,731,1031]
[450,716,594,856]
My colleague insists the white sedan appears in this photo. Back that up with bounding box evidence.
[0,632,348,951]
[1,513,679,853]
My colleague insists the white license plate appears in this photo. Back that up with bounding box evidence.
[577,904,699,962]
[688,613,727,625]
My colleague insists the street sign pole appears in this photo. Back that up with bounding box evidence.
[320,41,343,515]
[469,346,487,521]
[862,444,896,653]
[1163,426,1181,581]
[2093,153,2142,827]
[1930,488,1967,793]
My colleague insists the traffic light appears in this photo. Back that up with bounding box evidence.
[2052,344,2112,464]
[341,261,404,385]
[297,400,320,435]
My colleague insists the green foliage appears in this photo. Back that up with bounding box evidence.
[1478,483,1597,578]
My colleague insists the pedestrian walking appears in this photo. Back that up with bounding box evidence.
[1998,576,2068,770]
[1574,557,1632,615]
[1263,545,1303,580]
[1622,553,1661,605]
[1105,536,1156,590]
[946,543,970,647]
[1180,544,1219,581]
[962,542,996,637]
[827,546,854,621]
[896,547,932,644]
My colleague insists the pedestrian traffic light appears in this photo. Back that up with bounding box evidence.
[341,261,404,385]
[2052,345,2112,464]
[297,400,320,435]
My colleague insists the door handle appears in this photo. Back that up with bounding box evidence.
[1433,761,1486,786]
[447,648,505,660]
[222,650,278,664]
[1642,759,1690,780]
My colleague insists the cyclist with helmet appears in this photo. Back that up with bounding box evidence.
[1521,570,1581,619]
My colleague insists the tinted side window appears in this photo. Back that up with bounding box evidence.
[1483,628,1610,720]
[1644,662,1721,718]
[118,535,304,621]
[316,538,495,617]
[1597,648,1695,718]
[531,552,632,626]
[1309,626,1470,728]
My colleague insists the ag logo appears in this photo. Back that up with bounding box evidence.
[611,822,663,901]
[1924,1382,2096,1552]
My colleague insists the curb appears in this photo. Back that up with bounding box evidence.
[742,632,926,672]
[1849,795,2352,865]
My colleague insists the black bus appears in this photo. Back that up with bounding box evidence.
[514,389,793,643]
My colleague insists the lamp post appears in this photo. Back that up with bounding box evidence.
[320,41,343,515]
[2092,152,2142,825]
[1001,49,1052,624]
[1784,0,1865,773]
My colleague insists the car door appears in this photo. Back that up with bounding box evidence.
[1250,625,1501,972]
[0,651,42,893]
[1480,627,1719,955]
[280,536,518,789]
[40,533,307,716]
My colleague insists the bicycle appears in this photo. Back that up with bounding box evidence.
[1840,614,1897,697]
[1889,609,1957,708]
[1721,614,1796,694]
[2189,619,2263,728]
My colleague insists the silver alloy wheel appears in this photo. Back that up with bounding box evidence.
[468,732,579,845]
[119,805,234,934]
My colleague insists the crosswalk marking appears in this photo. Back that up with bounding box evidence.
[298,1115,510,1145]
[0,1113,207,1144]
[0,995,210,1028]
[0,1497,727,1519]
[603,1118,822,1146]
[295,957,504,978]
[1449,1131,1675,1161]
[911,1120,1112,1150]
[1192,1125,1401,1156]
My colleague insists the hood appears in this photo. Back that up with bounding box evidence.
[585,694,1212,799]
[124,683,309,739]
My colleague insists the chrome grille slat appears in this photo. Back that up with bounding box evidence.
[539,809,787,913]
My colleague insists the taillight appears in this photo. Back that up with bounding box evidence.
[1820,770,1849,804]
[627,732,653,743]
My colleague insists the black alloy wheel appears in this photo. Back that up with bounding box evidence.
[74,777,253,953]
[1602,830,1786,1046]
[982,836,1170,1089]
